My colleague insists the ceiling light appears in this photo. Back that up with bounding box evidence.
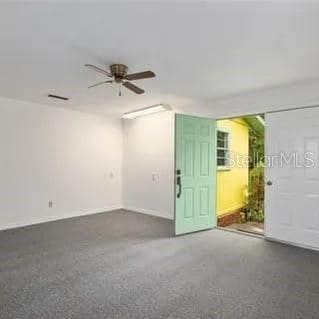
[122,104,171,119]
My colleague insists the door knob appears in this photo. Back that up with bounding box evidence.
[266,180,273,186]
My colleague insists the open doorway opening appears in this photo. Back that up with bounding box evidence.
[216,114,265,235]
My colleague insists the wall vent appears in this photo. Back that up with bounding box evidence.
[48,94,69,101]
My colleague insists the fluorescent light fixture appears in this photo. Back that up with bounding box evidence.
[256,115,265,126]
[122,104,171,119]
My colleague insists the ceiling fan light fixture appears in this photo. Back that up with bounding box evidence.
[85,63,155,95]
[122,104,171,119]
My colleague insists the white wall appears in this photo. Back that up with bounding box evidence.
[209,79,319,119]
[0,98,122,230]
[123,111,175,220]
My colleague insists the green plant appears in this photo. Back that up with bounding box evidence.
[249,133,264,169]
[246,163,264,222]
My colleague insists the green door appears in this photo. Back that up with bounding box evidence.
[175,114,217,235]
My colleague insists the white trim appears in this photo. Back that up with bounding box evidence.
[265,236,319,252]
[124,206,174,220]
[217,166,231,171]
[0,205,123,231]
[216,127,230,134]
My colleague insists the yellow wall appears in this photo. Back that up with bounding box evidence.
[217,119,249,216]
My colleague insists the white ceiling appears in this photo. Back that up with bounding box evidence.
[1,1,319,117]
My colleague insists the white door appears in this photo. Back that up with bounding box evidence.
[266,107,319,249]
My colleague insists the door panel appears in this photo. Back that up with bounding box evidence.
[175,114,216,235]
[266,108,319,249]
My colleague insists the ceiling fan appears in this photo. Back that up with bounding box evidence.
[85,63,155,96]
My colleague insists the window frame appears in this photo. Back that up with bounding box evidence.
[216,128,231,170]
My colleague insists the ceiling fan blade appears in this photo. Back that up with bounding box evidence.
[84,64,112,77]
[88,80,113,89]
[125,70,155,81]
[122,81,145,94]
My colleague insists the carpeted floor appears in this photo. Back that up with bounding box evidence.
[1,210,319,319]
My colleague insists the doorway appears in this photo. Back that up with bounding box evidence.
[216,115,265,236]
[174,113,264,237]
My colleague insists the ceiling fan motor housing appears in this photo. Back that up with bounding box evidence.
[110,64,128,82]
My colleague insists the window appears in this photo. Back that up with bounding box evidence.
[217,130,229,168]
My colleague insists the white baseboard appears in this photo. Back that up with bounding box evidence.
[123,206,174,220]
[265,236,319,252]
[0,205,123,231]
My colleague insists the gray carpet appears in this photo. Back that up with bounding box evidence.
[1,210,319,319]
